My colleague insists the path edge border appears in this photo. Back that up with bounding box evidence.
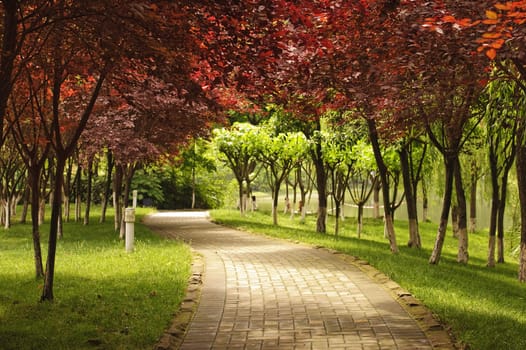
[154,249,204,350]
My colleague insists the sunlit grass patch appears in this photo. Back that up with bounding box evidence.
[0,208,192,350]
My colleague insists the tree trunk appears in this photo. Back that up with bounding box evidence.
[312,143,327,233]
[29,168,44,278]
[451,204,459,238]
[20,184,29,224]
[429,155,455,264]
[469,170,477,233]
[41,156,66,301]
[498,163,513,263]
[63,156,74,222]
[100,151,114,223]
[367,118,398,253]
[454,157,469,264]
[74,166,82,223]
[357,203,364,238]
[113,164,123,233]
[399,147,421,248]
[84,159,93,225]
[272,185,279,225]
[487,148,499,267]
[334,201,340,236]
[3,197,10,229]
[516,123,526,282]
[422,178,429,222]
[373,180,381,219]
[497,182,506,264]
[100,151,113,223]
[0,0,18,144]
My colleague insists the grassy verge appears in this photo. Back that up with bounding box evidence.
[0,208,192,350]
[210,208,526,350]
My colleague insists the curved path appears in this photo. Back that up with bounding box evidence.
[144,211,455,350]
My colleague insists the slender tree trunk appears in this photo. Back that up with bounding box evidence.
[113,164,123,233]
[469,169,477,233]
[367,118,398,253]
[422,178,429,222]
[63,156,74,222]
[41,157,66,301]
[334,201,340,236]
[84,159,93,225]
[516,130,526,282]
[3,197,10,229]
[454,157,469,264]
[29,168,44,278]
[399,148,421,248]
[497,175,508,264]
[487,150,499,267]
[20,184,29,224]
[357,203,364,238]
[429,155,455,264]
[312,143,327,233]
[74,166,82,223]
[0,0,18,144]
[272,185,279,226]
[100,151,113,223]
[373,181,381,219]
[451,204,459,238]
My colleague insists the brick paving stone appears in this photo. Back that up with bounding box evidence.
[145,212,456,350]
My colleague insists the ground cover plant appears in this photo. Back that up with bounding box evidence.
[210,208,526,350]
[0,208,192,350]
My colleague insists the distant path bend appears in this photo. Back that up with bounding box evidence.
[144,211,456,350]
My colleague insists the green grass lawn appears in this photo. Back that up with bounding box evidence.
[210,208,526,350]
[0,208,192,350]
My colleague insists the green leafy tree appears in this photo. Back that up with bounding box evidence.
[255,119,308,225]
[213,122,260,214]
[347,139,378,238]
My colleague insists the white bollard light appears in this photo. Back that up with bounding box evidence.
[124,207,135,253]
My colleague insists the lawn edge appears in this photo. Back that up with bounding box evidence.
[154,250,204,350]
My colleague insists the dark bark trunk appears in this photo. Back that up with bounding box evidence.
[497,175,508,264]
[29,167,44,278]
[20,184,29,224]
[113,164,123,233]
[312,142,327,233]
[0,1,18,144]
[74,165,82,222]
[517,135,526,282]
[100,151,113,223]
[84,159,93,225]
[422,179,429,222]
[429,155,455,264]
[334,202,341,236]
[451,204,459,238]
[488,148,499,267]
[454,157,469,264]
[41,156,66,301]
[272,185,279,225]
[399,147,421,248]
[367,118,398,253]
[373,180,381,219]
[357,204,364,238]
[469,170,477,233]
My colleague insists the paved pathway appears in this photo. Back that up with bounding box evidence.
[144,211,455,350]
